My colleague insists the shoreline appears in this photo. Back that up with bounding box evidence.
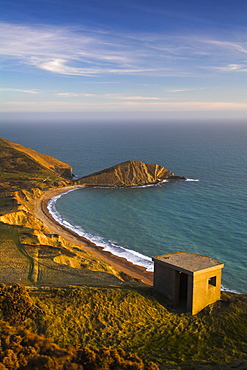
[34,186,154,285]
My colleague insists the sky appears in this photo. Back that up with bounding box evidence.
[0,0,247,121]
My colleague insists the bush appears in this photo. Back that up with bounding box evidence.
[0,321,159,370]
[0,284,36,326]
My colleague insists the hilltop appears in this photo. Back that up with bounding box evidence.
[74,160,185,187]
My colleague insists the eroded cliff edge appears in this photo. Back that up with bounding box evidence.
[74,160,185,187]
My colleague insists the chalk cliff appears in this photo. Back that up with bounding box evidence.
[74,160,185,187]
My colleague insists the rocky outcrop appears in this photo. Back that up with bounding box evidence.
[74,160,185,187]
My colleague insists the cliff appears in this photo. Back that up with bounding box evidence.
[74,160,185,187]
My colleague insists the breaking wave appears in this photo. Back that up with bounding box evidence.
[46,179,199,273]
[47,191,154,272]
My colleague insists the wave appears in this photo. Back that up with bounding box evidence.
[46,178,199,273]
[221,285,240,294]
[48,192,241,293]
[90,180,169,189]
[47,193,154,272]
[87,179,200,189]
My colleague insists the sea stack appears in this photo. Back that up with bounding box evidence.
[74,160,185,187]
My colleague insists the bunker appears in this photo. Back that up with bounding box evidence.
[152,252,224,314]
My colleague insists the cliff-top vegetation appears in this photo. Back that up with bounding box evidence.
[0,284,247,369]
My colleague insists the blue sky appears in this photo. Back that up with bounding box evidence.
[1,0,246,121]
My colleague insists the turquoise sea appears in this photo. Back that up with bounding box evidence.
[1,120,246,293]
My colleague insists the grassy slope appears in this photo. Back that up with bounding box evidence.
[0,138,70,192]
[0,285,246,369]
[3,138,72,178]
[29,287,247,367]
[0,224,32,286]
[0,217,124,287]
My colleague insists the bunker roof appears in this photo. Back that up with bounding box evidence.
[152,252,224,274]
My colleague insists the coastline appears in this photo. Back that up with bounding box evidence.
[34,186,154,285]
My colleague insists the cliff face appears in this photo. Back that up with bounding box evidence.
[74,160,185,187]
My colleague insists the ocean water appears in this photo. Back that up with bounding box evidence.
[1,120,246,293]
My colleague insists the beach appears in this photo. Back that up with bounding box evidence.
[34,186,154,285]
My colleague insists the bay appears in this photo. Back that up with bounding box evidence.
[1,120,246,292]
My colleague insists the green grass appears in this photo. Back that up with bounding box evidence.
[0,224,32,285]
[0,221,123,287]
[26,286,247,368]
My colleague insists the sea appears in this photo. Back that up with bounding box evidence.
[1,119,246,293]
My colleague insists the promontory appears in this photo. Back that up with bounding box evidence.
[74,160,186,187]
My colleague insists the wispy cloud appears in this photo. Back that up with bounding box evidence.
[55,92,161,100]
[118,96,160,100]
[31,57,155,76]
[0,22,246,77]
[0,88,39,94]
[168,89,195,93]
[211,64,247,72]
[56,92,97,97]
[2,100,246,113]
[203,40,247,54]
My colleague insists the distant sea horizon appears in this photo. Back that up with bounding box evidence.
[1,120,246,293]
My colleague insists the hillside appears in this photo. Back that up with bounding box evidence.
[74,160,185,187]
[0,284,247,369]
[0,138,72,192]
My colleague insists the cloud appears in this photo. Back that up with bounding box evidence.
[211,64,247,72]
[118,96,160,100]
[0,23,141,76]
[0,88,39,94]
[30,57,156,76]
[2,100,246,113]
[0,22,246,78]
[56,92,97,97]
[56,92,81,97]
[168,89,195,93]
[54,92,161,100]
[203,40,247,54]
